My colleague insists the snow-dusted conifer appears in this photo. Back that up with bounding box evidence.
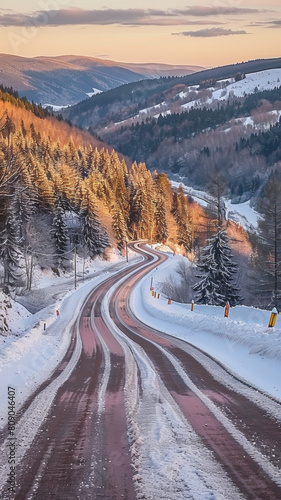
[0,198,24,286]
[80,194,108,257]
[194,228,242,306]
[112,205,128,250]
[172,185,192,251]
[256,177,281,309]
[51,199,70,268]
[154,195,168,243]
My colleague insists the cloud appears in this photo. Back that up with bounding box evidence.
[247,19,281,28]
[173,27,248,38]
[174,6,262,17]
[0,6,263,28]
[266,19,281,27]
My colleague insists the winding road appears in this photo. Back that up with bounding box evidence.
[0,243,281,499]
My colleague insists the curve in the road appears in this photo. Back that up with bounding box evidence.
[0,242,280,500]
[109,243,281,500]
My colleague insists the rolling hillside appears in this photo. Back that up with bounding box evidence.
[62,57,281,130]
[61,58,281,203]
[0,54,202,107]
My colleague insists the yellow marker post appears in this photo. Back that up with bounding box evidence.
[157,293,160,299]
[152,290,154,296]
[191,300,194,312]
[268,308,278,327]
[168,298,171,305]
[224,301,230,318]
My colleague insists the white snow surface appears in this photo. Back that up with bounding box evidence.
[171,180,260,230]
[224,199,261,229]
[43,104,70,111]
[86,87,103,97]
[131,249,281,402]
[181,68,281,110]
[211,69,281,101]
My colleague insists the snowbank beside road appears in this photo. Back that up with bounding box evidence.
[131,250,281,401]
[0,253,140,428]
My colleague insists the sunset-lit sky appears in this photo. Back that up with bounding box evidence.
[0,1,280,67]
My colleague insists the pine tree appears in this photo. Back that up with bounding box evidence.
[112,204,128,250]
[51,199,70,269]
[171,185,192,251]
[65,136,79,169]
[177,221,192,252]
[80,192,109,257]
[0,196,24,286]
[207,172,227,226]
[154,195,168,243]
[256,177,281,309]
[10,184,38,288]
[193,228,242,306]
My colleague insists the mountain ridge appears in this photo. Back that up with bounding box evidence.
[62,56,281,131]
[0,53,202,106]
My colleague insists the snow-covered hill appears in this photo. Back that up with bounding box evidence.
[181,68,281,110]
[104,67,281,141]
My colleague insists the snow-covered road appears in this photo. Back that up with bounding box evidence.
[0,243,280,499]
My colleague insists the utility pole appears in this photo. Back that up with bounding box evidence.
[125,240,128,263]
[74,245,77,289]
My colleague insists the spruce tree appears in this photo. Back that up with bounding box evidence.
[171,185,192,251]
[194,228,242,306]
[80,194,109,257]
[0,197,24,286]
[51,199,70,269]
[112,205,128,250]
[154,195,168,244]
[256,177,281,309]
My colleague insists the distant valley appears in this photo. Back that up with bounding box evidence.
[61,56,281,203]
[2,53,281,203]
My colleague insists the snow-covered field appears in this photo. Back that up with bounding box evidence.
[131,250,281,402]
[86,87,103,97]
[181,68,281,110]
[113,67,281,127]
[224,199,261,230]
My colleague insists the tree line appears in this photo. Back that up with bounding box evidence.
[0,84,49,119]
[0,105,206,291]
[1,90,280,311]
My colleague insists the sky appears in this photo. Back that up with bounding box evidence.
[0,1,280,67]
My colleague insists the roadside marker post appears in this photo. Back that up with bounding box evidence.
[268,308,278,328]
[125,240,128,263]
[152,290,154,296]
[168,298,171,305]
[224,301,230,318]
[191,300,194,312]
[157,293,160,299]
